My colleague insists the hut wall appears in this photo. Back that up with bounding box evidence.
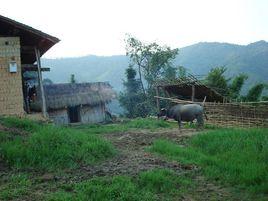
[48,109,69,124]
[48,104,106,125]
[0,37,24,115]
[80,104,105,124]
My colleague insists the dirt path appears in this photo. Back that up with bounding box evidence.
[61,128,231,201]
[78,128,198,177]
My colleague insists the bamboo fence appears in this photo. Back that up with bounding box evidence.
[205,102,268,128]
[154,96,268,128]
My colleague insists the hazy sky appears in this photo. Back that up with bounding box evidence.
[1,0,268,58]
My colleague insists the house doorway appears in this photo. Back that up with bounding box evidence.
[68,106,80,123]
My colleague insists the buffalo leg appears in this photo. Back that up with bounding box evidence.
[190,121,194,128]
[177,116,182,132]
[177,120,182,133]
[196,115,204,130]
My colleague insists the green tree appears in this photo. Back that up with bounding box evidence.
[229,74,248,99]
[124,35,179,116]
[163,66,177,81]
[124,66,141,93]
[43,78,53,85]
[119,66,149,117]
[205,67,266,102]
[70,74,76,84]
[243,83,265,102]
[162,66,187,81]
[205,67,229,96]
[261,96,268,101]
[177,66,187,79]
[125,35,178,95]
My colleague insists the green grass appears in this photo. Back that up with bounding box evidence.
[46,169,192,201]
[0,117,173,171]
[138,169,191,194]
[149,128,268,195]
[75,117,175,134]
[0,117,115,171]
[0,116,40,132]
[183,122,220,129]
[0,131,10,141]
[0,174,32,201]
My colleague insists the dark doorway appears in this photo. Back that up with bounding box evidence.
[68,106,80,123]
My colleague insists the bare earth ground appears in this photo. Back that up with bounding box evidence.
[79,129,198,177]
[0,127,235,201]
[60,128,232,201]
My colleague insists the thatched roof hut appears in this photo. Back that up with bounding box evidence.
[43,82,116,110]
[32,82,116,124]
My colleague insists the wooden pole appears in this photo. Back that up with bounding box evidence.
[35,48,48,118]
[191,85,195,102]
[21,76,30,113]
[154,96,195,104]
[155,87,160,112]
[165,90,171,98]
[154,96,268,106]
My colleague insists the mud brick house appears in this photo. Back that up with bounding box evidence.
[0,15,59,117]
[32,82,116,124]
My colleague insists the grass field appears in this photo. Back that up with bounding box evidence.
[46,169,192,201]
[0,169,193,201]
[0,117,173,172]
[0,117,115,171]
[149,128,268,196]
[74,117,175,134]
[0,117,267,200]
[0,174,32,201]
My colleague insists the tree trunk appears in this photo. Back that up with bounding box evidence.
[138,65,146,97]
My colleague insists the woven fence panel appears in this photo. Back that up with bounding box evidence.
[205,102,268,128]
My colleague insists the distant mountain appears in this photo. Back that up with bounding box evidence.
[175,40,268,92]
[42,55,128,91]
[43,40,268,93]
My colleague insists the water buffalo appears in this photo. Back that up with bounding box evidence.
[157,99,207,130]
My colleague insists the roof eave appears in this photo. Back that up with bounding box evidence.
[0,15,60,44]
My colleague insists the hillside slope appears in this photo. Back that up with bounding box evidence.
[43,40,268,92]
[43,55,128,91]
[175,40,268,89]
